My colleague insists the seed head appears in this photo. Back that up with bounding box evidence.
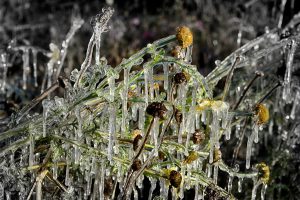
[132,159,142,171]
[104,178,114,196]
[256,162,270,184]
[213,148,222,163]
[176,26,193,48]
[184,151,198,164]
[169,170,182,188]
[192,129,205,144]
[174,72,187,84]
[146,102,167,119]
[255,104,269,125]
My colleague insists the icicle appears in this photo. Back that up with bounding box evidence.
[22,48,30,90]
[99,163,105,200]
[53,162,58,179]
[32,49,38,87]
[290,91,299,119]
[108,104,116,163]
[163,63,169,90]
[213,165,219,184]
[148,178,156,200]
[227,175,233,192]
[253,124,259,143]
[251,180,261,200]
[132,103,138,121]
[261,184,267,200]
[282,39,297,102]
[238,178,243,192]
[138,105,145,130]
[246,131,255,169]
[201,110,206,123]
[207,164,212,178]
[149,66,154,100]
[65,161,70,186]
[184,45,193,64]
[74,146,81,165]
[108,77,115,102]
[133,187,139,200]
[152,117,160,156]
[0,182,3,199]
[42,100,50,137]
[160,178,168,198]
[144,66,149,105]
[121,68,129,133]
[29,133,34,166]
[209,111,220,163]
[75,106,83,138]
[0,53,8,92]
[194,183,199,200]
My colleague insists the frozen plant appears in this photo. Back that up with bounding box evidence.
[0,5,300,200]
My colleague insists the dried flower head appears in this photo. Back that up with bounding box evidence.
[256,162,270,184]
[255,104,269,125]
[192,129,205,144]
[176,26,193,48]
[132,159,142,171]
[184,151,198,164]
[133,134,142,151]
[213,148,222,163]
[169,170,182,188]
[146,102,167,119]
[174,72,187,84]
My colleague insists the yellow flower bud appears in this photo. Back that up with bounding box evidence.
[256,162,270,184]
[176,26,193,48]
[255,104,269,125]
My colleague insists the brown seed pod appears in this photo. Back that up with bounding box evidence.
[174,72,187,84]
[255,104,269,125]
[146,102,167,119]
[158,151,166,161]
[192,129,205,144]
[104,178,114,197]
[131,159,142,171]
[176,26,193,48]
[256,162,270,184]
[169,170,182,188]
[171,46,181,58]
[133,134,143,151]
[213,148,222,163]
[174,109,183,124]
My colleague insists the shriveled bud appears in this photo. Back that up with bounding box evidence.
[213,148,222,163]
[184,151,198,164]
[171,46,181,58]
[133,134,142,151]
[169,170,182,188]
[132,159,142,171]
[192,129,205,144]
[158,151,166,161]
[174,72,187,84]
[146,102,167,119]
[255,104,269,125]
[256,162,270,184]
[174,109,183,124]
[176,26,193,48]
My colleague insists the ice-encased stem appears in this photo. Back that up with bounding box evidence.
[108,76,115,102]
[283,39,297,101]
[227,175,233,192]
[251,180,261,200]
[108,104,116,163]
[238,178,243,192]
[152,117,160,156]
[163,63,169,90]
[22,48,30,90]
[261,184,267,200]
[121,68,129,134]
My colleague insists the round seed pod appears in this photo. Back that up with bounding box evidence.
[256,162,270,184]
[131,159,142,171]
[174,109,183,124]
[176,26,193,48]
[146,102,167,119]
[133,134,142,151]
[169,170,182,188]
[192,129,205,144]
[174,72,187,85]
[255,104,269,125]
